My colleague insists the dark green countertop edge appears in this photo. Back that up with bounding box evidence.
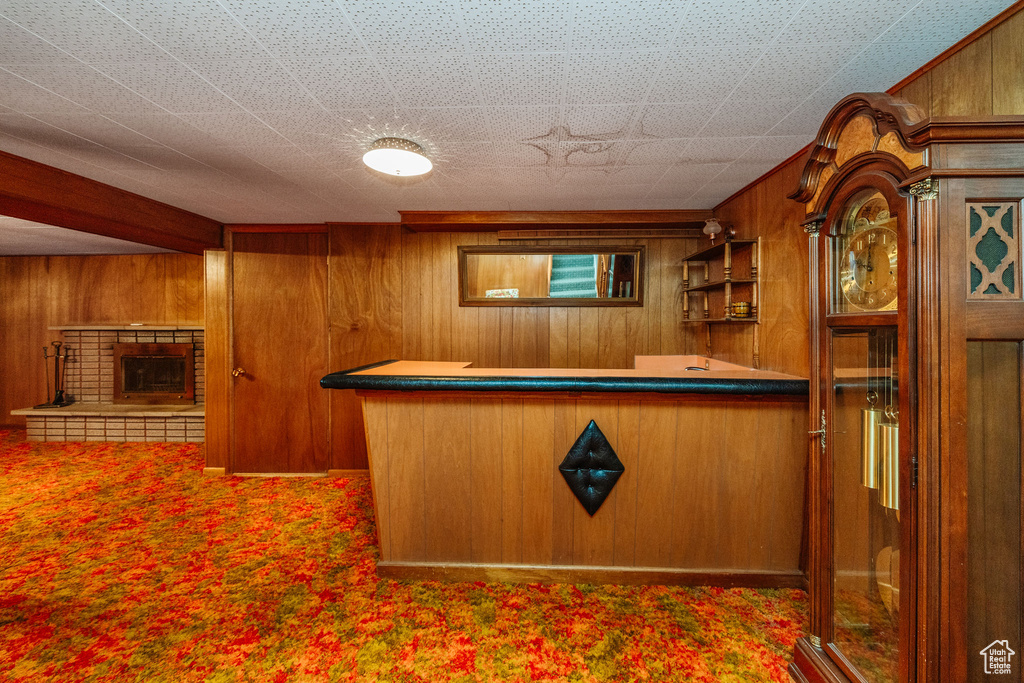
[320,360,809,396]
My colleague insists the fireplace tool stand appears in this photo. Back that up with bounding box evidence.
[34,341,71,409]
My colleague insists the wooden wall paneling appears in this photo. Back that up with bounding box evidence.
[579,306,601,368]
[551,400,578,564]
[433,233,453,362]
[230,232,329,474]
[548,306,569,368]
[633,401,679,567]
[328,224,402,470]
[401,230,422,361]
[501,399,525,563]
[772,404,809,569]
[470,399,504,563]
[719,403,762,568]
[930,34,994,117]
[643,239,663,358]
[897,71,934,117]
[171,254,205,324]
[572,400,618,566]
[659,238,690,356]
[475,232,502,369]
[521,399,556,565]
[385,398,426,561]
[363,397,391,556]
[672,402,722,568]
[0,258,42,423]
[993,9,1024,115]
[203,249,230,471]
[612,400,640,565]
[451,233,480,366]
[422,399,472,562]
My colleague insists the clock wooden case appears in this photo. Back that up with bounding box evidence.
[789,93,1024,683]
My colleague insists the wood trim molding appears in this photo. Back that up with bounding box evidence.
[377,562,807,588]
[497,228,702,240]
[400,210,713,232]
[0,150,222,254]
[225,224,328,233]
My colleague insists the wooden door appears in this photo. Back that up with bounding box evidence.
[230,232,329,473]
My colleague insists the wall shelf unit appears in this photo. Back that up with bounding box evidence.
[682,237,760,323]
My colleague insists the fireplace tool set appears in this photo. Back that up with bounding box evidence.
[34,341,71,409]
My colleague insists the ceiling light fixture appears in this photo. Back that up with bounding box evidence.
[362,137,432,176]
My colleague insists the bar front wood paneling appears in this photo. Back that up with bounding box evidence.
[360,391,807,585]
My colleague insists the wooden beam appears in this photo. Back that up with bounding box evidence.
[400,209,713,232]
[0,150,222,254]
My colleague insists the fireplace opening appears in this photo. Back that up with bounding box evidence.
[113,343,195,405]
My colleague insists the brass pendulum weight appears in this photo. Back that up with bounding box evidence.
[860,333,883,488]
[877,332,899,511]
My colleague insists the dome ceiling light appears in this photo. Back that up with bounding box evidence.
[362,137,432,176]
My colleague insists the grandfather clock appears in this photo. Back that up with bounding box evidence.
[789,93,1024,683]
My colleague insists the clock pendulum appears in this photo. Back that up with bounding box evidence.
[861,330,883,489]
[877,331,899,512]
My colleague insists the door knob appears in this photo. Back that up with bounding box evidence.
[232,367,247,377]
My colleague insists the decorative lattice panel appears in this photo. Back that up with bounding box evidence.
[968,202,1021,300]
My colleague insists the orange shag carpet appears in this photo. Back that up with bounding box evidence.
[0,430,807,682]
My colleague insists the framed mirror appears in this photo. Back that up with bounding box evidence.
[458,245,644,306]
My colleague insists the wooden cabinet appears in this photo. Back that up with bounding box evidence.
[682,237,760,322]
[789,93,1024,683]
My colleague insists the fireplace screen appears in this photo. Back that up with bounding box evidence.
[113,343,195,404]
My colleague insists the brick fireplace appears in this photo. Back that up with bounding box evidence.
[15,326,205,443]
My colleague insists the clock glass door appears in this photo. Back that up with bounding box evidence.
[830,327,901,682]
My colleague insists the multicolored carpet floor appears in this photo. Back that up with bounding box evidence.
[0,430,807,682]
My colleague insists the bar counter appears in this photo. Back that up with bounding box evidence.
[321,356,809,587]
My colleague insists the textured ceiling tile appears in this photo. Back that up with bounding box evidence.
[656,162,730,187]
[621,138,692,165]
[16,111,167,149]
[0,0,172,63]
[876,0,1013,43]
[0,18,80,65]
[743,135,812,161]
[176,112,292,146]
[219,0,365,59]
[562,106,638,137]
[565,52,663,105]
[681,136,758,163]
[811,41,953,104]
[460,0,571,52]
[91,60,239,114]
[673,0,804,47]
[684,179,742,206]
[434,141,499,167]
[0,68,93,113]
[345,0,466,54]
[699,97,803,137]
[472,53,565,106]
[280,57,393,109]
[731,43,868,100]
[188,60,321,111]
[489,140,556,167]
[633,101,718,139]
[646,46,765,102]
[390,107,492,142]
[96,113,226,149]
[378,54,481,107]
[96,0,270,62]
[721,159,783,187]
[603,165,672,186]
[570,0,686,51]
[2,64,167,114]
[775,0,921,44]
[486,106,561,142]
[767,97,842,136]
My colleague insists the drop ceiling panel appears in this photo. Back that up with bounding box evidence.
[0,0,1016,236]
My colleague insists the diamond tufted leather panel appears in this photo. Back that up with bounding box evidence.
[558,420,624,516]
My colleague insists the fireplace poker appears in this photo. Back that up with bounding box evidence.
[34,341,70,409]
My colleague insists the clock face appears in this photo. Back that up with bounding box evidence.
[831,190,899,313]
[840,226,898,311]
